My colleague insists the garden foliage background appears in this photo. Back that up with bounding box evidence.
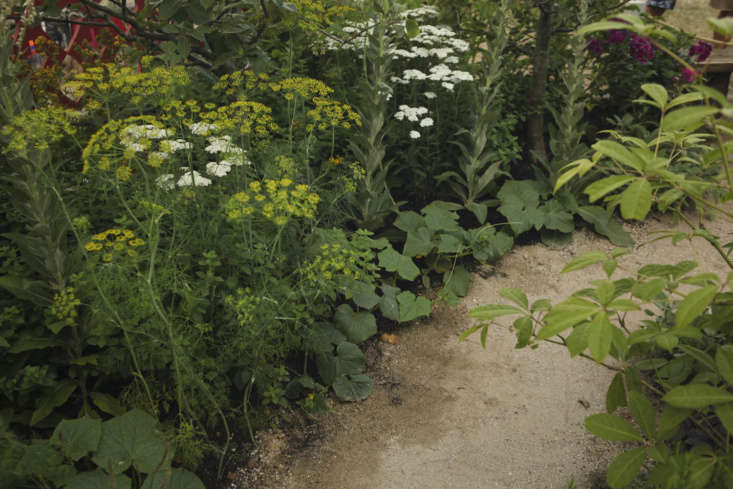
[0,0,731,488]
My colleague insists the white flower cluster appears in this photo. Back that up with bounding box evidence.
[394,105,433,139]
[399,6,440,19]
[188,122,219,136]
[122,124,173,141]
[155,135,251,189]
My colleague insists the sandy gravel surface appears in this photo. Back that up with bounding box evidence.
[230,210,733,489]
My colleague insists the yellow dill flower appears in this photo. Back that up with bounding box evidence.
[85,242,98,251]
[129,238,146,247]
[116,166,132,181]
[103,253,113,262]
[254,194,265,202]
[249,181,261,192]
[123,230,134,238]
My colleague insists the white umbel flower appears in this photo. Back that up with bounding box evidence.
[419,117,434,127]
[410,130,421,139]
[177,169,211,187]
[205,161,232,177]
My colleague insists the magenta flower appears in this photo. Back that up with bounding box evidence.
[586,38,605,55]
[681,67,697,83]
[608,30,627,44]
[629,34,656,64]
[688,41,712,62]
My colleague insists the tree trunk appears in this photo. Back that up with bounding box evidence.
[527,0,554,164]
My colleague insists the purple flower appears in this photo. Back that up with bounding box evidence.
[586,38,605,55]
[688,41,712,62]
[681,67,697,83]
[608,29,627,44]
[629,34,656,64]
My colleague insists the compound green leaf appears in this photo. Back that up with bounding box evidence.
[641,83,669,108]
[663,384,733,408]
[629,391,656,438]
[606,372,627,413]
[675,285,717,330]
[52,418,102,462]
[514,317,533,349]
[593,140,644,171]
[537,297,599,340]
[619,179,652,221]
[566,322,590,357]
[585,175,635,203]
[561,251,607,273]
[631,278,667,300]
[606,448,646,489]
[662,106,719,132]
[499,288,529,310]
[717,403,733,434]
[588,313,613,362]
[584,413,643,442]
[716,345,733,385]
[469,304,522,321]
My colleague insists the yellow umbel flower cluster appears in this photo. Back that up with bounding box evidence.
[84,228,145,262]
[64,62,190,110]
[199,101,278,137]
[301,242,375,282]
[307,97,361,131]
[1,106,79,152]
[270,76,333,99]
[225,288,262,324]
[213,70,271,97]
[47,286,81,331]
[225,178,320,226]
[289,0,354,30]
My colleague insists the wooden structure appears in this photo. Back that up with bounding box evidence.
[700,46,733,97]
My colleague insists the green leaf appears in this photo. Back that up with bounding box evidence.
[422,202,461,232]
[9,335,63,353]
[716,345,733,384]
[675,285,718,330]
[396,291,431,322]
[92,410,169,474]
[662,384,733,408]
[539,199,574,233]
[499,288,529,310]
[469,304,522,321]
[90,392,127,417]
[577,206,633,247]
[629,391,656,438]
[537,297,599,340]
[688,454,716,489]
[606,448,646,489]
[379,285,401,322]
[562,251,607,273]
[584,413,643,442]
[405,18,419,38]
[588,313,613,363]
[141,468,205,489]
[584,175,635,203]
[631,278,667,300]
[514,317,533,349]
[662,106,719,132]
[66,471,132,489]
[394,211,423,233]
[655,332,679,352]
[332,374,373,402]
[466,202,488,224]
[333,304,377,344]
[717,403,733,434]
[566,322,590,357]
[438,234,463,254]
[31,379,77,426]
[497,180,543,235]
[678,345,717,372]
[316,341,365,385]
[577,20,636,36]
[348,281,380,310]
[471,230,513,263]
[619,179,652,221]
[606,372,627,413]
[708,16,733,36]
[641,83,669,108]
[378,247,420,281]
[593,140,643,171]
[443,265,471,297]
[403,227,434,257]
[52,418,102,462]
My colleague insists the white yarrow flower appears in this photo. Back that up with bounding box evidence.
[156,174,175,190]
[442,82,455,91]
[420,117,434,127]
[424,91,437,99]
[177,169,211,187]
[410,130,421,139]
[206,161,233,177]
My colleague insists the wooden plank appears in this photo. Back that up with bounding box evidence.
[700,47,733,73]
